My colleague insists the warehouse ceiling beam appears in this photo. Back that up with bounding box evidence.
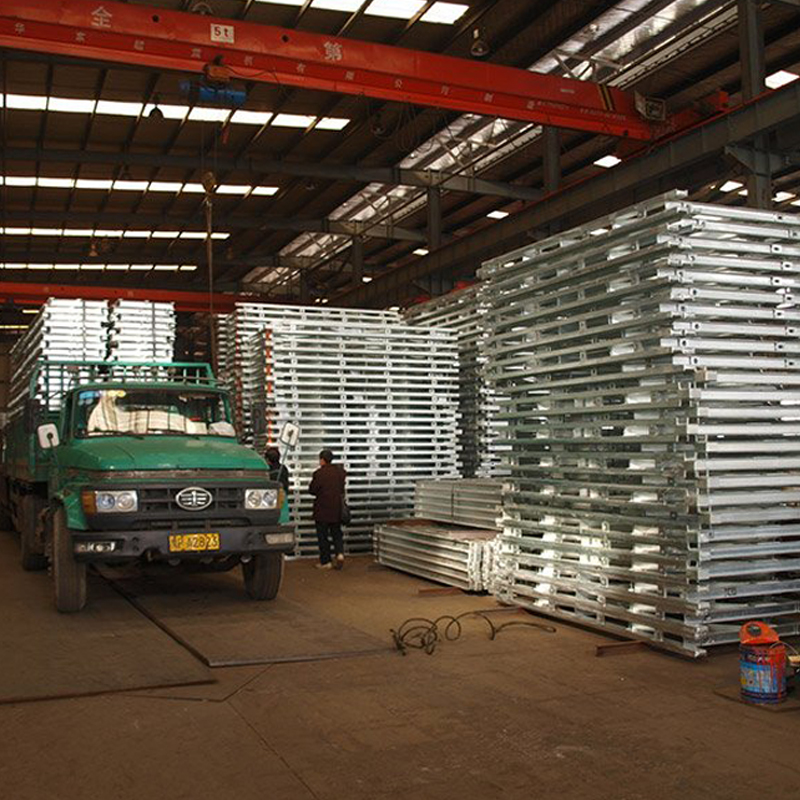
[0,1,663,140]
[0,280,256,313]
[335,80,800,308]
[0,212,427,243]
[1,148,543,203]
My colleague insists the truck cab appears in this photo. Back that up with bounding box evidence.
[5,361,295,612]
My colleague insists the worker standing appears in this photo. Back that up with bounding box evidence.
[309,448,346,570]
[265,446,291,525]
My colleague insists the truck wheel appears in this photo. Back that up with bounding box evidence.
[52,506,87,613]
[243,552,283,601]
[20,495,47,572]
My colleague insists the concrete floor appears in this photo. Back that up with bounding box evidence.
[1,552,799,800]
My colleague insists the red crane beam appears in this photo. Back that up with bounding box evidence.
[0,281,251,313]
[0,1,658,140]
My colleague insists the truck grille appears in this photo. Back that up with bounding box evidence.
[140,486,242,514]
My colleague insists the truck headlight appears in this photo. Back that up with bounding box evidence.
[245,488,278,510]
[83,490,138,514]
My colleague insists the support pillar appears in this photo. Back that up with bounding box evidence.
[351,236,364,286]
[427,187,442,251]
[543,126,561,194]
[299,272,311,304]
[738,0,772,208]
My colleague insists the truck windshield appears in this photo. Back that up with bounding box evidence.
[74,389,236,438]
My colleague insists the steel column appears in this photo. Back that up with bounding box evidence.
[543,126,561,194]
[427,187,443,251]
[351,236,364,286]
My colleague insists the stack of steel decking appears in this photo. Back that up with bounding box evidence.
[405,286,507,477]
[108,300,176,362]
[216,303,402,442]
[414,478,503,531]
[480,191,800,656]
[9,299,108,414]
[247,318,459,555]
[374,520,497,592]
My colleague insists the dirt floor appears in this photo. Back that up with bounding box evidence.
[1,534,798,800]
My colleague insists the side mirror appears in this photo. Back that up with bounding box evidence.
[279,422,300,448]
[37,423,60,450]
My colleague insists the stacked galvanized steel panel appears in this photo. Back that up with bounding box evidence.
[216,303,402,442]
[374,521,497,591]
[248,318,460,555]
[9,299,108,414]
[414,478,503,531]
[405,286,507,476]
[480,192,800,656]
[108,300,176,362]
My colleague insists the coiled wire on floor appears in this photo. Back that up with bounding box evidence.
[390,611,557,655]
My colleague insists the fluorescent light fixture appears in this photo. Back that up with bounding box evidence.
[95,100,143,117]
[251,186,279,196]
[79,264,105,270]
[123,230,152,238]
[179,232,208,239]
[738,189,749,197]
[230,110,273,125]
[0,325,29,330]
[61,229,95,237]
[216,184,251,195]
[105,264,130,270]
[5,94,47,110]
[774,191,795,202]
[130,264,154,270]
[179,265,198,271]
[413,248,429,256]
[154,265,180,271]
[48,96,96,113]
[22,309,40,313]
[93,229,124,237]
[316,117,350,130]
[421,2,469,24]
[593,154,621,168]
[182,183,206,193]
[312,0,363,10]
[148,181,183,192]
[362,276,373,283]
[151,231,182,239]
[766,70,798,90]
[188,106,230,122]
[37,177,75,188]
[211,232,230,240]
[272,113,317,128]
[0,227,225,239]
[113,180,149,191]
[487,210,509,219]
[365,0,425,19]
[74,179,113,190]
[719,180,743,192]
[31,228,64,236]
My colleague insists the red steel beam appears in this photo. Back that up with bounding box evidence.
[0,281,253,313]
[0,1,658,140]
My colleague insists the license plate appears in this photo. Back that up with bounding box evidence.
[168,533,221,552]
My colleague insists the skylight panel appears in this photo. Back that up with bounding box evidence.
[148,181,184,192]
[316,117,350,130]
[487,210,509,220]
[774,191,795,202]
[272,113,317,128]
[151,231,182,239]
[123,230,152,238]
[311,0,363,11]
[365,0,425,19]
[766,70,798,90]
[5,94,47,110]
[95,100,144,116]
[93,229,125,237]
[420,2,468,24]
[113,180,149,191]
[179,232,208,239]
[230,110,273,125]
[182,183,206,193]
[74,179,113,190]
[48,96,96,114]
[719,180,743,192]
[251,186,279,196]
[216,185,251,195]
[37,177,75,189]
[593,155,621,168]
[413,248,429,256]
[143,103,188,120]
[188,106,230,122]
[4,176,36,187]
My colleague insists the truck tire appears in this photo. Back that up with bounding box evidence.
[20,494,47,572]
[242,552,283,601]
[52,506,87,613]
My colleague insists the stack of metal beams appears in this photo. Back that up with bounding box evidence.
[405,286,507,476]
[374,520,497,591]
[480,192,800,656]
[216,303,402,442]
[247,318,459,555]
[414,479,503,531]
[108,300,175,362]
[9,299,108,413]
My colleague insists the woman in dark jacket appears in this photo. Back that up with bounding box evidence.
[309,448,346,570]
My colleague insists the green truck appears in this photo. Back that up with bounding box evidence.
[3,360,295,612]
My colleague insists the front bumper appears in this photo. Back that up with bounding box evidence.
[71,524,295,563]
